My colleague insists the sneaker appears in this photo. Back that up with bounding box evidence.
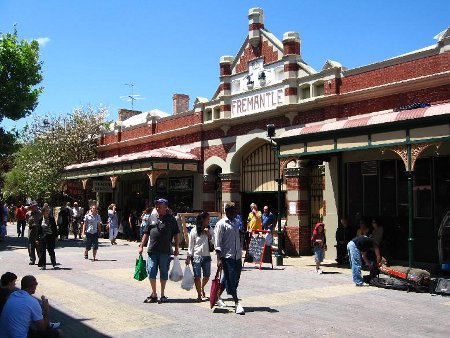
[317,269,323,274]
[49,322,60,329]
[235,303,245,315]
[355,283,369,287]
[216,298,226,308]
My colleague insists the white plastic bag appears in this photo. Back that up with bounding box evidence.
[181,266,195,290]
[169,256,183,282]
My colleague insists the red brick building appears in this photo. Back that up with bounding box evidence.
[64,8,450,265]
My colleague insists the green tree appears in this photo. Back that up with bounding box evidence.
[0,27,43,192]
[0,27,43,123]
[3,106,108,202]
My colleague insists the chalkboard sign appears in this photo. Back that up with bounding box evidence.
[244,231,273,269]
[179,212,222,246]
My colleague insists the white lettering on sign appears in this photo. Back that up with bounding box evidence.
[232,87,284,117]
[92,181,112,193]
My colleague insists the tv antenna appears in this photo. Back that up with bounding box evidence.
[120,83,145,110]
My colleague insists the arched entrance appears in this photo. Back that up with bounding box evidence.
[240,143,285,216]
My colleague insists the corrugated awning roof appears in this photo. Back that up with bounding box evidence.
[280,102,450,139]
[65,146,198,171]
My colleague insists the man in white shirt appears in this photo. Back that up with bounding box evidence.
[214,202,245,314]
[82,205,102,261]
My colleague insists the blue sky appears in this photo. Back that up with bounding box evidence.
[1,0,449,130]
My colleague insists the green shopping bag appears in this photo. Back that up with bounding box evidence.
[134,254,148,281]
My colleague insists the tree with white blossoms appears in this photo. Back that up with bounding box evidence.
[2,106,109,202]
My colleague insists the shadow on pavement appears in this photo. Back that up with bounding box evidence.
[0,236,28,251]
[49,306,111,338]
[244,306,279,313]
[161,298,200,304]
[212,306,278,314]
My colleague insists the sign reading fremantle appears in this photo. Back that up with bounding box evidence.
[232,86,284,117]
[231,58,285,117]
[92,180,112,193]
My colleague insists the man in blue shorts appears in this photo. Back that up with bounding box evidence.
[138,198,179,304]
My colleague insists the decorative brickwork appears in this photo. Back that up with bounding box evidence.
[235,39,280,74]
[219,83,231,92]
[283,41,300,55]
[285,87,298,96]
[221,180,240,193]
[220,104,231,112]
[249,23,264,30]
[220,64,232,76]
[280,225,311,256]
[284,63,299,72]
[285,225,312,256]
[204,143,235,161]
[285,171,309,191]
[226,115,290,137]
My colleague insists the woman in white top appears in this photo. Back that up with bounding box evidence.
[107,204,119,245]
[186,211,214,301]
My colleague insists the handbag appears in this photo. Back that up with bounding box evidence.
[208,238,215,252]
[134,254,148,281]
[209,266,222,309]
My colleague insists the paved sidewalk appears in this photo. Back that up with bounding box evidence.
[1,234,449,338]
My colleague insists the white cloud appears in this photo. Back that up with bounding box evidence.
[35,37,51,47]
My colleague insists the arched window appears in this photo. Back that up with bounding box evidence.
[241,143,277,192]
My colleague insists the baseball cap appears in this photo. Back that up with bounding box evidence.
[154,198,168,205]
[30,201,38,207]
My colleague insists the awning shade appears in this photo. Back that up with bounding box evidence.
[65,146,198,171]
[280,102,450,139]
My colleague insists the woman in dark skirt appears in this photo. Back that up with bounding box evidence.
[37,204,58,270]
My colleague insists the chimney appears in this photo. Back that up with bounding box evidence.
[173,94,190,114]
[248,8,264,47]
[118,109,141,121]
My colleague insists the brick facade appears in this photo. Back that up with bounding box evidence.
[71,7,450,260]
[235,39,280,74]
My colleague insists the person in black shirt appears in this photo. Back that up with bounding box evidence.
[0,272,17,315]
[335,218,353,265]
[347,235,381,286]
[138,198,179,304]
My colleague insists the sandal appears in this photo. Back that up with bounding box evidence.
[159,296,168,303]
[143,295,157,303]
[84,254,88,260]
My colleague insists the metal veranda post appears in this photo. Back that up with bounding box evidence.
[267,123,283,266]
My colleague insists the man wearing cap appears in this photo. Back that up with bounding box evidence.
[26,202,42,265]
[138,198,180,304]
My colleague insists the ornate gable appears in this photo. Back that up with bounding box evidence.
[234,32,283,74]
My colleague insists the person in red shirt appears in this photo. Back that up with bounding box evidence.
[16,203,27,238]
